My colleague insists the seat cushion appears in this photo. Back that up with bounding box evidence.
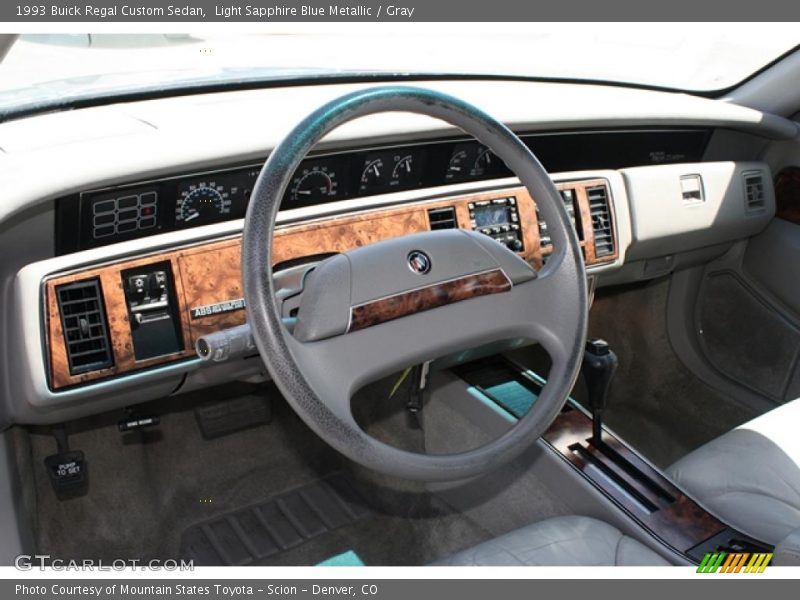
[668,398,800,545]
[434,516,669,566]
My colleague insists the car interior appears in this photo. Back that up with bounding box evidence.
[3,31,800,568]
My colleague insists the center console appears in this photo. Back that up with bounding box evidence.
[451,351,773,564]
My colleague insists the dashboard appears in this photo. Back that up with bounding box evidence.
[0,78,787,426]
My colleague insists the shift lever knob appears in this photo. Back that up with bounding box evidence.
[582,338,618,445]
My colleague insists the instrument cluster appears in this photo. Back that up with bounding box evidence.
[55,128,710,254]
[64,139,511,252]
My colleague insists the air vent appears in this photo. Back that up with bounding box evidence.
[743,171,766,214]
[587,184,615,258]
[428,206,457,230]
[56,279,113,375]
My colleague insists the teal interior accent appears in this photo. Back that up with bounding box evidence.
[454,359,556,421]
[316,550,365,566]
[483,380,539,419]
[466,386,517,423]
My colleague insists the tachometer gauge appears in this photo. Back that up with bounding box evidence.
[359,158,385,192]
[176,183,229,226]
[391,154,415,187]
[290,166,338,205]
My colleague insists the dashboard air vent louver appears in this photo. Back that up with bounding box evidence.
[587,184,615,258]
[56,279,113,375]
[743,171,766,214]
[428,206,457,230]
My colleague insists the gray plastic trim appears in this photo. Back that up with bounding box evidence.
[622,161,775,261]
[666,253,778,415]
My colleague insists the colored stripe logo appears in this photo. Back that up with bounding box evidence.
[697,552,772,573]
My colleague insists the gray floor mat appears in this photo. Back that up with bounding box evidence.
[22,383,492,566]
[180,474,371,565]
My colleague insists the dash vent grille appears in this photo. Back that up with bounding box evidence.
[55,279,113,375]
[427,206,457,230]
[587,184,615,258]
[743,171,766,214]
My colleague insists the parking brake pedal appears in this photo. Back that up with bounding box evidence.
[44,424,88,500]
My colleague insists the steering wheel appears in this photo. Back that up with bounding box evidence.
[242,86,588,482]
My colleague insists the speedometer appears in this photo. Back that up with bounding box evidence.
[176,183,230,227]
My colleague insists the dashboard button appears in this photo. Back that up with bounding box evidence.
[128,275,147,295]
[93,225,115,238]
[117,208,138,222]
[93,213,115,226]
[118,195,138,210]
[140,192,157,206]
[117,221,137,233]
[93,199,115,215]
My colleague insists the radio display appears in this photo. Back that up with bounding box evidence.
[473,204,511,227]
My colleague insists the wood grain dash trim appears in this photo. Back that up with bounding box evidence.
[348,269,512,332]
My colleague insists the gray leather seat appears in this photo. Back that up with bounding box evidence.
[435,516,669,566]
[668,398,800,545]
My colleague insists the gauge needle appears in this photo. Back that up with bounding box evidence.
[184,212,200,222]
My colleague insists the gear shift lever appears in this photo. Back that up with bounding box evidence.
[582,338,618,446]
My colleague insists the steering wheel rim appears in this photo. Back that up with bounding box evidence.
[243,86,588,482]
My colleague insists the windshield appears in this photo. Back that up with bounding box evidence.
[1,24,798,116]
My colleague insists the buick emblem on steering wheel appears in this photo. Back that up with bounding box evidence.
[407,250,432,274]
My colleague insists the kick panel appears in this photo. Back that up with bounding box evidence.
[45,181,616,389]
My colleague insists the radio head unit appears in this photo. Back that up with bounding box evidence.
[469,197,523,252]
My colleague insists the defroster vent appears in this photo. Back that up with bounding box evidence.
[56,279,113,375]
[428,206,457,230]
[587,184,615,258]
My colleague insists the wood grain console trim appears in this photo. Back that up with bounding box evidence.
[348,269,512,332]
[543,408,727,553]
